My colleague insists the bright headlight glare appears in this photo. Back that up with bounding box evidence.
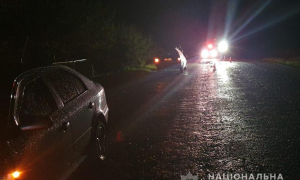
[12,171,20,178]
[154,58,159,63]
[210,50,218,58]
[201,49,209,58]
[218,40,228,52]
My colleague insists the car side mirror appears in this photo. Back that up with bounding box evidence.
[19,115,53,131]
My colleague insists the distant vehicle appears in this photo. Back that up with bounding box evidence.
[200,40,228,63]
[154,48,187,72]
[0,65,109,180]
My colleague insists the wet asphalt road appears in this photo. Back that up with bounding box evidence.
[69,60,300,180]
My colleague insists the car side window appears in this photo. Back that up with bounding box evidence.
[45,70,80,104]
[20,78,56,118]
[65,73,87,94]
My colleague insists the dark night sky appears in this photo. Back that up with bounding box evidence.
[112,0,300,58]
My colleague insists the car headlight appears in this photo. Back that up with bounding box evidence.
[11,171,20,179]
[218,40,228,52]
[201,49,209,58]
[2,170,22,180]
[154,58,159,63]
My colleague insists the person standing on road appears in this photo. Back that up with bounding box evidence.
[175,47,187,72]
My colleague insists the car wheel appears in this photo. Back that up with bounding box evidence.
[90,120,107,161]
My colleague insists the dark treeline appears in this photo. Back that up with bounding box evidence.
[0,0,156,73]
[276,48,300,59]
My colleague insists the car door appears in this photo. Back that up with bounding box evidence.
[44,70,95,160]
[15,74,73,179]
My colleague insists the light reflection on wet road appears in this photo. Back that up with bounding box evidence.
[69,60,300,180]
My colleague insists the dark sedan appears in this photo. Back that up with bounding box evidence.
[154,49,187,72]
[0,65,109,180]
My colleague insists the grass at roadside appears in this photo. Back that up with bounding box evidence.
[123,64,157,72]
[92,64,157,89]
[264,58,300,69]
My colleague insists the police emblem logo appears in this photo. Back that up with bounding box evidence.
[180,171,198,180]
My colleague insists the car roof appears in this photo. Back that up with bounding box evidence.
[14,65,77,82]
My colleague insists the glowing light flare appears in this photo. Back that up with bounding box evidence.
[207,44,213,49]
[210,50,218,58]
[201,49,209,58]
[154,58,159,63]
[229,0,272,40]
[12,171,20,178]
[224,0,238,38]
[218,41,228,53]
[232,6,300,42]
